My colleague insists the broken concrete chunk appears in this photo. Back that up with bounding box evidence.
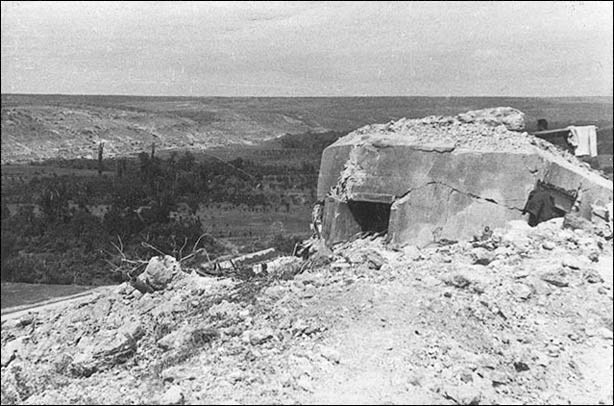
[1,337,27,367]
[443,384,482,405]
[242,328,275,345]
[512,283,533,301]
[402,245,423,260]
[137,255,180,291]
[542,241,556,250]
[208,300,245,320]
[561,255,584,270]
[563,213,596,232]
[160,385,184,405]
[157,330,184,351]
[119,319,145,341]
[70,328,140,377]
[471,248,495,266]
[115,281,135,296]
[344,249,386,270]
[540,272,569,288]
[584,269,604,284]
[444,273,472,289]
[319,346,341,364]
[457,107,526,131]
[158,325,218,351]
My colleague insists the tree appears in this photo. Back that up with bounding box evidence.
[178,151,195,172]
[98,142,104,175]
[139,152,151,180]
[39,182,70,222]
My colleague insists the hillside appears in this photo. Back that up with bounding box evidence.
[1,218,612,404]
[2,95,612,164]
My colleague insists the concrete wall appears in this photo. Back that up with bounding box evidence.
[388,182,521,247]
[318,141,613,247]
[321,198,362,244]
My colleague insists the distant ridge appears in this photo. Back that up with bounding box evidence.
[2,95,612,164]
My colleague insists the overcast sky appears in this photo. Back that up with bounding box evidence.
[1,1,613,97]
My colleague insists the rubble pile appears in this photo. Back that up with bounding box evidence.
[341,107,529,152]
[340,106,594,169]
[1,218,613,404]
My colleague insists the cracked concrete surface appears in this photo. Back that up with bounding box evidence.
[389,181,522,247]
[394,180,525,213]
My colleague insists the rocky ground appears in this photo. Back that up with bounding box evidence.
[1,217,613,405]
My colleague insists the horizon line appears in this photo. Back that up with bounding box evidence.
[2,92,613,99]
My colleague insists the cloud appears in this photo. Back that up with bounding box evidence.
[1,1,612,96]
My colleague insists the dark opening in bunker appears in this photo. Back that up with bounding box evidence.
[347,201,391,233]
[523,180,577,227]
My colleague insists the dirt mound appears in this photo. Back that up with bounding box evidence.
[1,219,612,404]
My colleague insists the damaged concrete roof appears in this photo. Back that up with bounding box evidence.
[332,107,590,159]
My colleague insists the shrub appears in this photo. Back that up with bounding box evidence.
[270,233,303,254]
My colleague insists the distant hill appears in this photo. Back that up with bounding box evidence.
[1,94,612,164]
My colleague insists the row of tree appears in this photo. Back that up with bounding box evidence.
[1,149,322,285]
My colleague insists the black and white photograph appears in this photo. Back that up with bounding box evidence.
[1,1,613,404]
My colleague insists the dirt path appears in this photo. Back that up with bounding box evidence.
[295,251,614,405]
[304,283,445,405]
[1,287,110,321]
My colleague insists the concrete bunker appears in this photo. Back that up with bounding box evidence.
[317,107,613,247]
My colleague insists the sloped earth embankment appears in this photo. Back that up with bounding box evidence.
[1,219,613,405]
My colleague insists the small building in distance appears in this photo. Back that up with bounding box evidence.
[531,127,576,154]
[531,122,613,178]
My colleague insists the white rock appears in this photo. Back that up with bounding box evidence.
[561,255,583,270]
[157,327,193,351]
[208,300,243,319]
[1,319,21,329]
[137,255,180,291]
[1,337,27,367]
[402,245,423,260]
[249,328,274,345]
[263,285,287,299]
[115,281,135,295]
[320,346,341,364]
[542,241,555,250]
[512,283,533,301]
[160,385,184,405]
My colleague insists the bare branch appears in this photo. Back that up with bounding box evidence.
[104,259,121,271]
[111,241,126,260]
[180,247,212,265]
[109,240,147,265]
[191,233,209,253]
[141,241,167,256]
[178,237,188,261]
